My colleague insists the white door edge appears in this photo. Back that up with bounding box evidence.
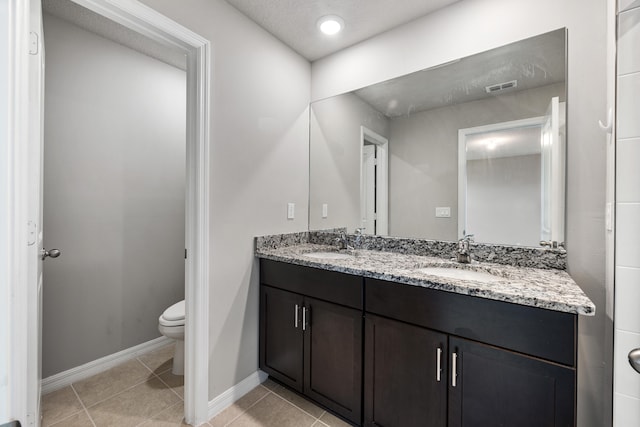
[6,0,34,423]
[360,126,389,236]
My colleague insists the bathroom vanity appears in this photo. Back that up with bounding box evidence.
[256,234,594,427]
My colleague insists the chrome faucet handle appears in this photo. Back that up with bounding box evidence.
[456,234,473,264]
[335,231,349,250]
[354,228,366,249]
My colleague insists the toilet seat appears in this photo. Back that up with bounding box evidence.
[159,300,185,327]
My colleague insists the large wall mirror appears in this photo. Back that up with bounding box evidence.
[309,28,567,248]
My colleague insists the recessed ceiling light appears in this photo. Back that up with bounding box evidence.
[317,15,344,35]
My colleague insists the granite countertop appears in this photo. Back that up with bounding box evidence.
[256,243,596,316]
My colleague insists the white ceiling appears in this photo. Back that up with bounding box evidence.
[224,0,461,61]
[354,29,566,117]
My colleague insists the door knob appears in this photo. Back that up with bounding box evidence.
[629,348,640,374]
[41,248,61,260]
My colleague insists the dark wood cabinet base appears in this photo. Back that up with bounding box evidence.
[259,259,577,427]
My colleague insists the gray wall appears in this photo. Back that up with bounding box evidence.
[388,83,561,241]
[311,0,610,425]
[42,13,186,377]
[140,0,311,399]
[466,154,541,246]
[309,93,389,231]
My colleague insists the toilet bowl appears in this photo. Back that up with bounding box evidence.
[158,300,185,375]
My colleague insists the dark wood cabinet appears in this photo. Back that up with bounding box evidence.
[363,278,577,427]
[259,260,578,427]
[448,337,575,427]
[364,314,447,427]
[304,297,362,423]
[260,285,304,391]
[259,260,363,425]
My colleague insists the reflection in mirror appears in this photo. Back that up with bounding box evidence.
[309,28,567,248]
[458,96,566,247]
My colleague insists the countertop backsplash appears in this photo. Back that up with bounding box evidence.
[257,230,567,270]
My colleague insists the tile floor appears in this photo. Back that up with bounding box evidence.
[41,344,353,427]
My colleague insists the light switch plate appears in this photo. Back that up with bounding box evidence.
[287,203,295,219]
[322,204,328,218]
[435,207,451,218]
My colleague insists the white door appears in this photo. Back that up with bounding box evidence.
[361,144,376,234]
[26,0,45,424]
[540,96,564,245]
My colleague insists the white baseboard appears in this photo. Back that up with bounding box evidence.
[207,370,268,421]
[41,336,173,395]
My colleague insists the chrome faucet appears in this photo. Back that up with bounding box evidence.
[335,231,353,251]
[354,228,365,249]
[456,234,474,264]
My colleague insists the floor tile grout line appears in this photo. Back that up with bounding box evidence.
[43,405,85,427]
[268,387,327,421]
[45,349,175,427]
[137,378,183,427]
[135,345,174,373]
[72,357,159,409]
[218,388,273,427]
[152,370,184,401]
[41,386,87,427]
[131,400,185,427]
[70,384,98,427]
[136,356,155,373]
[129,373,184,427]
[77,373,159,410]
[266,383,323,419]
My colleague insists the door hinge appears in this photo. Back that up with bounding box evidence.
[29,32,39,55]
[185,249,187,259]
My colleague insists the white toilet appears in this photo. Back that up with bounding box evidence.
[158,300,185,375]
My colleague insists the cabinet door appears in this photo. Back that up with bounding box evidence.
[448,337,575,427]
[364,314,447,427]
[304,297,363,425]
[260,286,304,392]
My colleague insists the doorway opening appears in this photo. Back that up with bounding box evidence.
[15,0,211,425]
[360,126,389,235]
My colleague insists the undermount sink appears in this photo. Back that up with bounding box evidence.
[415,266,507,283]
[303,251,355,260]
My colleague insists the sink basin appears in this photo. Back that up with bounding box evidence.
[303,251,354,260]
[415,266,506,283]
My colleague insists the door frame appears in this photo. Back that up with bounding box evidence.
[457,116,544,240]
[6,0,211,425]
[359,126,389,235]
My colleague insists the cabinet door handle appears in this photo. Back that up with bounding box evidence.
[294,304,299,328]
[451,352,458,387]
[302,306,307,331]
[436,348,442,382]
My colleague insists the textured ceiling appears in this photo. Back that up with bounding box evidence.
[224,0,460,61]
[43,0,187,70]
[353,29,566,117]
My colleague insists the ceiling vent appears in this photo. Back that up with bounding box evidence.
[485,80,518,94]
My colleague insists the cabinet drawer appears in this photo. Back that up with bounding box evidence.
[260,259,363,309]
[365,278,576,366]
